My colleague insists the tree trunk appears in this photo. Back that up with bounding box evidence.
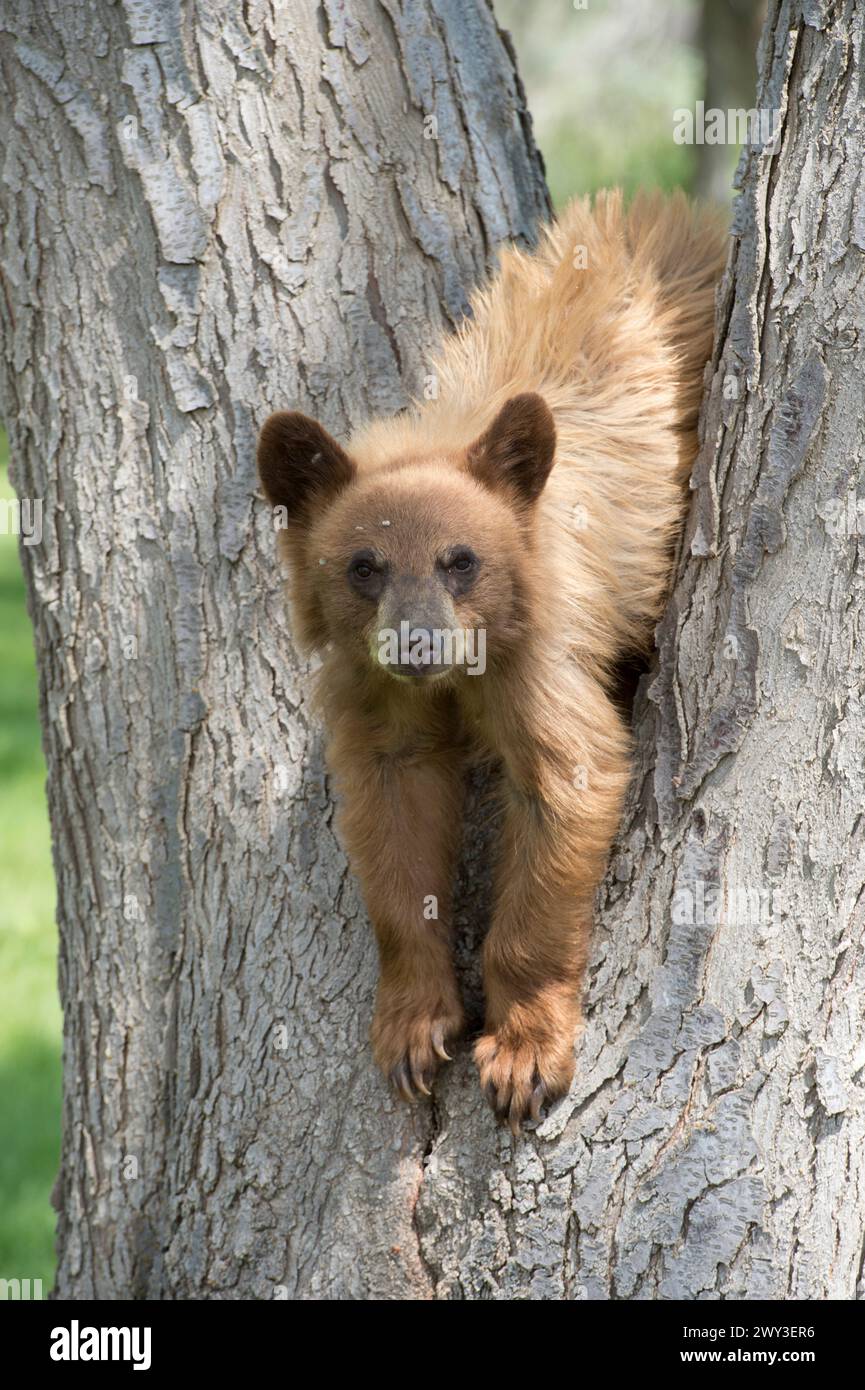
[0,0,548,1300]
[2,0,863,1302]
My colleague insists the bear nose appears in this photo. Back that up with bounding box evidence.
[392,626,441,677]
[407,627,435,669]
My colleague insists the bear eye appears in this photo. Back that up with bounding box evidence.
[449,550,476,573]
[347,551,382,590]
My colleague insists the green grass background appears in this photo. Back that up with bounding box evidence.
[0,426,60,1296]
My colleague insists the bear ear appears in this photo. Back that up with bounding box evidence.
[466,393,556,505]
[257,411,356,523]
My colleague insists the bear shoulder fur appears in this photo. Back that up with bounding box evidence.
[348,188,727,682]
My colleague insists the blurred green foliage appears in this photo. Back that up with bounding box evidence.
[496,0,701,206]
[0,428,59,1297]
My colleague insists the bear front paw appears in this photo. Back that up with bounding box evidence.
[372,991,464,1103]
[475,1026,576,1134]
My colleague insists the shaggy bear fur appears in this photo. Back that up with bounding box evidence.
[258,190,728,1131]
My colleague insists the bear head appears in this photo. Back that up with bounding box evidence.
[257,393,556,687]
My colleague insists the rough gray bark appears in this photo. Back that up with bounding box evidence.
[0,0,548,1299]
[1,0,862,1302]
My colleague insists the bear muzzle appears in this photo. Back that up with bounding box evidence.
[372,580,462,682]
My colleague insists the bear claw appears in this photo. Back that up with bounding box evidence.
[475,1031,573,1133]
[375,1001,464,1104]
[390,1060,416,1104]
[430,1023,452,1062]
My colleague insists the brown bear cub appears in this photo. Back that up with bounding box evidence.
[258,190,727,1132]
